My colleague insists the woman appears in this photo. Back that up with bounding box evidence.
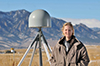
[50,22,90,66]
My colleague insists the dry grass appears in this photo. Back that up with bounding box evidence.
[0,49,50,66]
[0,45,100,66]
[86,45,100,66]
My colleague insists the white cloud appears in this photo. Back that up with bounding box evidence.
[60,18,100,28]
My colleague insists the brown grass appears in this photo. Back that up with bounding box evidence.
[0,45,100,66]
[86,45,100,66]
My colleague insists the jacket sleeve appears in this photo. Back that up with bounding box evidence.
[78,45,90,66]
[49,47,57,66]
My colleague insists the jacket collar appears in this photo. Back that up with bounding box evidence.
[59,36,65,45]
[58,35,75,51]
[59,35,75,44]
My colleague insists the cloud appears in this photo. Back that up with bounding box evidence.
[60,18,100,28]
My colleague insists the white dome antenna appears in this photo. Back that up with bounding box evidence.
[18,9,52,66]
[29,9,51,28]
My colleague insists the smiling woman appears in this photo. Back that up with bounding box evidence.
[50,22,90,66]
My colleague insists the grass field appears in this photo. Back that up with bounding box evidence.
[0,45,100,66]
[86,45,100,66]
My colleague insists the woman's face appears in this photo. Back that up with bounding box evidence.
[63,25,73,39]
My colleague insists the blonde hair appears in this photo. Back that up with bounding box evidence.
[61,22,74,35]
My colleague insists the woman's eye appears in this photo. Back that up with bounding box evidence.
[65,29,67,31]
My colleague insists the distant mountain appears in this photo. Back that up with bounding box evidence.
[74,23,100,45]
[91,27,100,35]
[0,9,100,49]
[91,27,100,32]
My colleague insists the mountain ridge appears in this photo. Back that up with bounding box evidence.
[0,9,100,49]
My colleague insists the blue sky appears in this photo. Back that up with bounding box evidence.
[0,0,100,27]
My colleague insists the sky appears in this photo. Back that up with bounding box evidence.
[0,0,100,28]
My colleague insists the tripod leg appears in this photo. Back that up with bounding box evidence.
[41,36,51,64]
[17,34,39,66]
[39,28,43,66]
[41,32,52,53]
[29,40,38,66]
